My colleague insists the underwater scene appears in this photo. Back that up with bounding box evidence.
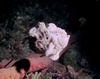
[0,0,100,79]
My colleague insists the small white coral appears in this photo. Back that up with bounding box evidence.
[29,22,70,60]
[26,72,41,79]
